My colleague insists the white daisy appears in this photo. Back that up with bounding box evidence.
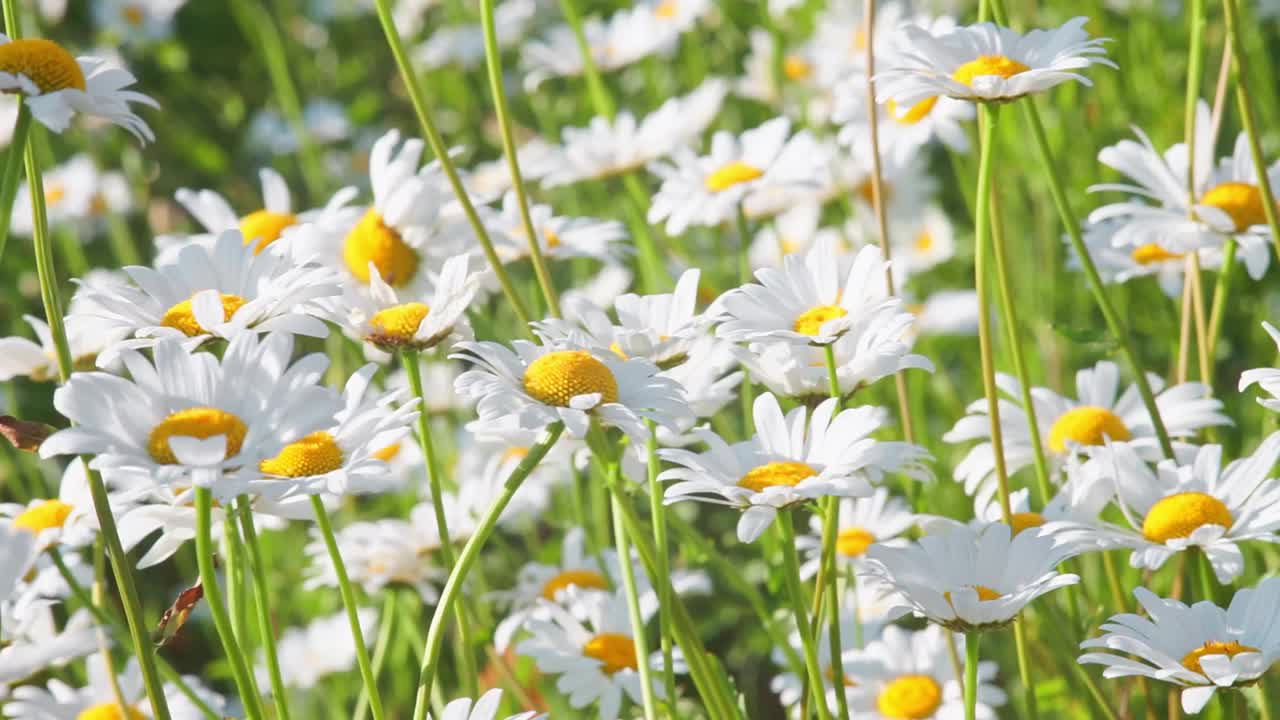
[72,229,340,362]
[1080,579,1280,714]
[1240,322,1280,412]
[453,339,692,440]
[1072,218,1211,299]
[455,421,577,530]
[39,332,343,499]
[796,488,917,579]
[93,0,188,43]
[770,601,866,712]
[944,360,1230,510]
[432,689,544,720]
[0,312,129,382]
[516,587,664,720]
[911,289,981,337]
[658,335,743,420]
[3,656,225,720]
[1080,435,1280,583]
[538,79,726,187]
[843,624,1005,720]
[486,191,627,265]
[256,608,377,691]
[747,202,847,270]
[0,522,37,607]
[875,18,1115,105]
[835,90,973,166]
[861,522,1082,632]
[0,460,104,550]
[12,154,131,237]
[520,7,679,91]
[0,36,157,140]
[414,0,537,70]
[342,253,480,352]
[660,393,930,542]
[0,608,99,686]
[116,485,296,568]
[647,116,822,235]
[246,98,352,157]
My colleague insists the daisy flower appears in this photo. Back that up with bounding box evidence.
[3,656,226,720]
[40,332,342,498]
[660,393,930,542]
[343,253,480,352]
[0,608,99,686]
[834,89,973,166]
[0,312,128,382]
[843,624,1005,720]
[516,588,665,720]
[796,488,918,579]
[257,608,377,691]
[93,0,188,44]
[0,36,157,140]
[875,17,1115,106]
[453,339,692,440]
[539,78,728,187]
[944,360,1230,509]
[771,602,866,711]
[432,689,544,720]
[414,0,537,70]
[747,202,847,270]
[1071,218,1211,299]
[658,335,743,421]
[253,363,418,497]
[116,485,295,568]
[486,192,627,265]
[0,522,37,607]
[12,154,131,237]
[1081,435,1280,583]
[911,289,981,337]
[647,116,821,235]
[735,28,825,113]
[455,422,577,530]
[1090,99,1277,278]
[1240,322,1280,412]
[0,460,105,550]
[1080,579,1280,713]
[714,241,900,346]
[520,8,679,91]
[862,522,1082,632]
[247,98,352,158]
[72,230,340,362]
[534,269,704,368]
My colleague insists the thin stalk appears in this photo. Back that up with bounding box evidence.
[310,496,386,720]
[555,0,615,118]
[355,591,399,720]
[1188,253,1211,384]
[988,190,1051,504]
[1222,0,1280,260]
[610,486,659,720]
[0,103,30,264]
[90,538,131,714]
[223,507,249,646]
[819,347,850,720]
[370,0,535,334]
[194,489,264,720]
[236,497,293,720]
[974,104,1014,522]
[411,423,565,720]
[49,548,221,720]
[777,512,834,720]
[1184,0,1206,206]
[1011,619,1039,720]
[645,420,679,712]
[479,0,560,317]
[401,349,478,696]
[734,203,752,286]
[1176,269,1194,384]
[1019,99,1176,460]
[964,632,980,720]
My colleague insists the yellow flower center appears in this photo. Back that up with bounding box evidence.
[76,704,147,720]
[13,499,73,533]
[784,55,812,81]
[0,39,86,93]
[543,227,562,248]
[160,293,247,337]
[582,633,639,675]
[368,302,431,344]
[147,407,248,465]
[854,178,894,206]
[1131,243,1183,265]
[951,55,1031,88]
[836,527,876,557]
[372,443,401,462]
[876,674,943,719]
[1009,512,1046,536]
[1142,492,1234,543]
[541,569,609,600]
[1181,640,1258,675]
[122,4,146,25]
[654,0,678,18]
[887,97,939,125]
[45,182,66,206]
[259,431,344,477]
[239,209,298,253]
[522,351,619,407]
[343,208,420,287]
[1047,406,1131,454]
[913,231,934,252]
[1201,181,1267,232]
[944,585,1003,606]
[737,461,817,493]
[705,161,764,193]
[794,304,848,337]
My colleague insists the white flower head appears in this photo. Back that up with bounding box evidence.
[487,192,628,265]
[344,253,480,352]
[256,608,377,690]
[431,689,544,720]
[797,488,917,579]
[1240,322,1280,412]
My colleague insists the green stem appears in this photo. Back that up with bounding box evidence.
[370,0,535,335]
[555,0,616,118]
[194,489,264,720]
[105,213,141,267]
[1018,99,1176,460]
[1196,548,1218,604]
[964,632,980,720]
[355,590,399,720]
[777,512,833,720]
[310,496,386,720]
[1185,0,1206,207]
[818,344,850,720]
[610,485,660,720]
[734,203,752,287]
[1206,240,1237,362]
[49,549,219,719]
[1222,0,1280,261]
[479,0,560,318]
[1011,619,1039,720]
[0,94,27,264]
[410,423,565,720]
[645,420,679,713]
[401,349,478,696]
[973,104,1014,522]
[236,497,293,720]
[223,506,249,646]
